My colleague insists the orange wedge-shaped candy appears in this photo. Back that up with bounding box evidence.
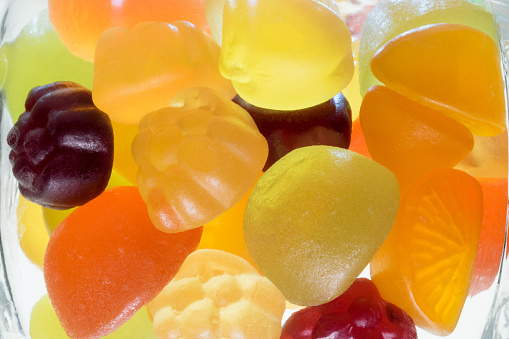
[360,85,474,187]
[371,23,505,137]
[370,169,483,335]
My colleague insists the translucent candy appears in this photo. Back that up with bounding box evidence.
[132,87,268,233]
[93,21,236,125]
[219,0,353,110]
[370,23,505,137]
[148,249,286,339]
[359,0,498,97]
[244,146,400,306]
[17,195,48,269]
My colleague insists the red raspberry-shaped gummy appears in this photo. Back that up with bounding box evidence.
[281,278,417,339]
[233,92,351,171]
[7,81,113,209]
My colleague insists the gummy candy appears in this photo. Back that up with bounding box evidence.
[0,9,93,122]
[48,0,210,62]
[370,23,505,137]
[92,21,235,125]
[281,278,417,339]
[359,0,498,97]
[219,0,354,110]
[111,121,139,185]
[244,145,399,306]
[44,186,203,338]
[233,92,352,171]
[349,119,371,159]
[370,168,483,335]
[360,85,474,187]
[7,81,114,209]
[148,249,286,339]
[30,295,156,339]
[341,39,362,121]
[132,87,268,233]
[17,195,48,269]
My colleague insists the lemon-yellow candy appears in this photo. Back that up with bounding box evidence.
[148,249,286,339]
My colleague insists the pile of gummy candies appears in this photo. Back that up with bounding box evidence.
[2,0,508,338]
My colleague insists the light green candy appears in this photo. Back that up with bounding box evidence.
[0,9,93,122]
[30,295,156,339]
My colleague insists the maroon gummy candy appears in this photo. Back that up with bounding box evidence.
[281,278,417,339]
[233,92,352,171]
[7,81,114,209]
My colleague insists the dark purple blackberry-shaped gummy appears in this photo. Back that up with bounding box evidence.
[233,92,352,171]
[7,81,114,209]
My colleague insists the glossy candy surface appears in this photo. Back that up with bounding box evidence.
[44,186,203,339]
[244,146,399,306]
[148,249,286,339]
[219,0,354,110]
[370,169,483,335]
[7,82,114,209]
[48,0,209,62]
[93,21,235,125]
[360,85,474,187]
[371,23,505,137]
[233,92,352,171]
[281,278,417,339]
[132,87,268,233]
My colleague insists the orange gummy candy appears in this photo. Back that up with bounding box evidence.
[43,186,202,339]
[371,23,505,137]
[48,0,209,62]
[360,85,474,187]
[370,169,483,335]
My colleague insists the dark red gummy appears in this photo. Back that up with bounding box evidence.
[233,92,352,171]
[7,81,114,209]
[281,278,417,339]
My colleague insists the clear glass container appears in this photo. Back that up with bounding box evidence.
[0,0,508,338]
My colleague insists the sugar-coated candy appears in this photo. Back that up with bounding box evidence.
[219,0,354,110]
[48,0,209,62]
[93,21,235,125]
[44,186,202,339]
[148,249,286,339]
[233,92,352,171]
[281,278,417,339]
[244,146,399,306]
[359,0,498,97]
[360,85,474,187]
[132,87,268,233]
[17,195,48,269]
[7,81,114,209]
[370,23,505,137]
[370,169,483,335]
[30,295,156,339]
[0,9,93,122]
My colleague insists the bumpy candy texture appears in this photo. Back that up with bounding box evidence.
[244,146,399,306]
[359,0,498,96]
[219,0,354,110]
[360,85,474,187]
[7,82,113,209]
[281,278,417,339]
[233,92,352,171]
[148,249,286,339]
[49,0,209,62]
[370,169,483,335]
[132,87,268,233]
[371,23,505,137]
[93,21,235,125]
[44,186,203,339]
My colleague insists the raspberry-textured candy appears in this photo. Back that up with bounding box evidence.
[93,21,235,125]
[148,249,286,339]
[219,0,353,110]
[7,81,113,209]
[281,278,417,339]
[233,92,352,171]
[244,146,399,306]
[48,0,209,62]
[44,186,202,339]
[132,87,268,233]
